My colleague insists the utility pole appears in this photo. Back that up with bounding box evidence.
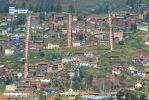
[102,80,105,95]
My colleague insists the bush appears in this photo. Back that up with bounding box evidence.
[39,52,45,57]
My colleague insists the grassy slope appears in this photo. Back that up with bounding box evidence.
[28,45,110,62]
[99,30,147,67]
[0,85,5,91]
[0,30,146,71]
[0,52,24,71]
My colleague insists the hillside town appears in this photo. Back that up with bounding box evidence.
[0,0,149,100]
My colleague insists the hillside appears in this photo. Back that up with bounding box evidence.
[13,0,127,12]
[0,0,147,13]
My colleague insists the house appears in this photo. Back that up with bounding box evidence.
[39,25,49,30]
[137,70,145,77]
[9,7,28,14]
[124,32,133,38]
[143,6,149,17]
[15,9,28,14]
[5,48,15,55]
[131,50,149,61]
[67,67,79,77]
[135,82,142,88]
[43,89,58,95]
[1,29,8,35]
[127,66,135,72]
[6,84,16,91]
[2,16,12,22]
[142,59,149,66]
[72,57,80,65]
[73,16,78,21]
[9,7,15,14]
[127,66,145,77]
[144,41,149,46]
[145,68,149,80]
[28,61,50,77]
[48,43,59,49]
[109,55,121,62]
[62,58,72,63]
[79,92,117,100]
[112,64,123,75]
[84,52,94,57]
[51,14,66,27]
[60,88,79,100]
[112,12,128,28]
[79,95,110,100]
[137,24,149,32]
[2,91,39,100]
[72,41,81,47]
[48,60,64,74]
[79,61,97,68]
[31,22,38,29]
[0,68,13,80]
[144,34,149,46]
[127,66,136,76]
[71,15,111,46]
[0,22,8,27]
[114,30,123,42]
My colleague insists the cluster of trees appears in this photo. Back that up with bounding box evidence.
[126,0,141,9]
[0,0,75,13]
[93,0,127,14]
[11,0,63,13]
[93,0,144,14]
[0,0,148,14]
[130,22,137,33]
[0,0,9,13]
[26,0,63,13]
[145,13,149,23]
[23,0,75,13]
[117,90,146,100]
[9,14,26,33]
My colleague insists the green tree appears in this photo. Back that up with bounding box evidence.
[125,92,138,100]
[117,91,139,100]
[21,1,26,9]
[140,95,146,100]
[118,41,124,45]
[145,12,149,23]
[39,52,45,57]
[39,13,46,22]
[0,0,9,13]
[79,69,84,78]
[51,53,61,60]
[4,77,12,85]
[130,22,137,33]
[126,0,135,9]
[126,0,142,11]
[12,14,26,26]
[87,75,93,87]
[79,34,84,41]
[56,1,62,13]
[68,4,75,13]
[49,0,56,12]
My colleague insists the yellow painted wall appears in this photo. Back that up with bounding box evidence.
[48,43,59,49]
